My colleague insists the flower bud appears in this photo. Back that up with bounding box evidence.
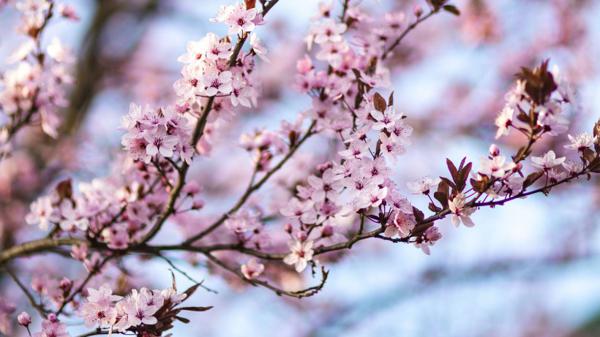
[47,313,58,323]
[192,200,205,210]
[489,144,500,157]
[17,312,31,326]
[297,232,308,241]
[296,55,313,74]
[413,5,423,18]
[59,277,73,291]
[321,225,334,238]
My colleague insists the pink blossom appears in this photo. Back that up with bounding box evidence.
[283,240,315,272]
[241,258,265,279]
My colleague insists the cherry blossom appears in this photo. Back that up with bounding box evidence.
[407,177,441,194]
[283,240,315,272]
[1,1,600,335]
[564,133,597,152]
[531,150,566,170]
[448,193,475,227]
[241,258,265,279]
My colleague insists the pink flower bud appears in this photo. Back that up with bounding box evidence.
[192,200,205,210]
[47,313,58,323]
[413,5,423,18]
[514,162,523,171]
[296,55,313,75]
[59,277,73,291]
[184,181,201,195]
[284,223,293,234]
[17,312,31,326]
[59,4,80,21]
[70,244,88,261]
[321,225,334,238]
[489,144,500,157]
[297,232,308,241]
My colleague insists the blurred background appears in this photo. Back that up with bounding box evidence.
[1,0,600,336]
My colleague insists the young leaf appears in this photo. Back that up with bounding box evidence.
[412,207,425,223]
[440,177,457,191]
[582,148,596,163]
[428,202,442,212]
[373,92,387,112]
[523,171,544,189]
[175,316,191,324]
[442,4,460,16]
[178,306,214,312]
[433,191,448,209]
[446,159,460,185]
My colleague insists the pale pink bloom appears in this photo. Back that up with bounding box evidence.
[160,288,187,305]
[305,170,342,202]
[33,314,69,337]
[7,39,35,63]
[496,175,524,197]
[355,185,388,209]
[241,258,265,279]
[564,133,596,152]
[47,38,72,63]
[280,198,317,224]
[339,140,369,159]
[26,196,59,230]
[316,41,349,68]
[87,284,122,307]
[384,11,406,34]
[296,54,313,74]
[539,111,569,136]
[370,106,400,131]
[283,240,314,272]
[380,133,408,158]
[122,288,162,327]
[202,69,233,96]
[312,18,346,45]
[144,129,178,159]
[407,177,440,195]
[478,156,515,178]
[59,201,89,231]
[415,226,442,255]
[224,209,261,235]
[563,160,584,175]
[250,33,269,62]
[448,193,475,227]
[384,211,416,238]
[80,300,116,328]
[531,150,566,170]
[212,3,259,35]
[495,106,513,139]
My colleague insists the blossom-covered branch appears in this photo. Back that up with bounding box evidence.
[1,0,599,336]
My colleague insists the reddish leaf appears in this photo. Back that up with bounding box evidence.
[373,93,387,112]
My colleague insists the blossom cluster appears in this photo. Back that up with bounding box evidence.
[274,4,449,268]
[3,1,600,336]
[24,161,203,251]
[409,60,600,237]
[122,104,194,164]
[0,0,76,154]
[80,285,191,334]
[173,2,266,155]
[31,314,69,337]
